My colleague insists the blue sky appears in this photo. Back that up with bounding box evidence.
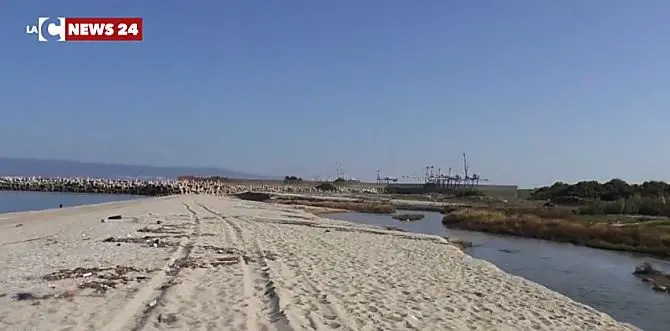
[1,1,669,188]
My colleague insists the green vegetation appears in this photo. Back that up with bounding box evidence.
[455,189,485,197]
[517,189,534,199]
[530,179,669,201]
[284,176,303,181]
[442,205,670,258]
[528,179,670,217]
[391,213,425,222]
[315,182,338,191]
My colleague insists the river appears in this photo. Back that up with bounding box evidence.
[0,191,143,214]
[326,210,670,331]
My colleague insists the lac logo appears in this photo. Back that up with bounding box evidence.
[26,17,143,42]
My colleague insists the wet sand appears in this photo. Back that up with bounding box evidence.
[0,195,639,330]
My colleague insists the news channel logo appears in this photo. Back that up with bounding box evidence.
[25,17,65,42]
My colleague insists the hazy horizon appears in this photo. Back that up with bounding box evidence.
[3,1,669,187]
[1,156,668,189]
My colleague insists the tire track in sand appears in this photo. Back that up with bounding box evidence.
[197,202,296,331]
[245,218,360,331]
[99,202,201,331]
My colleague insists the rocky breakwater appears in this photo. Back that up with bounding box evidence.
[0,176,181,196]
[178,180,384,195]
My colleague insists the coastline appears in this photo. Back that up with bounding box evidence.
[0,195,639,330]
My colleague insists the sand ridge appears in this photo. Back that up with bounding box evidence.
[0,195,640,330]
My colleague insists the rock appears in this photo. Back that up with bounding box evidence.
[107,215,123,220]
[651,284,668,292]
[633,262,659,275]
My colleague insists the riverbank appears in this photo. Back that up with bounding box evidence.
[0,195,637,330]
[442,206,670,259]
[219,191,670,259]
[325,210,669,330]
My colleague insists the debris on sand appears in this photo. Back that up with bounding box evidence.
[158,313,178,324]
[107,215,123,220]
[200,245,241,255]
[102,236,179,248]
[40,265,157,296]
[43,265,145,281]
[13,290,76,302]
[137,225,186,235]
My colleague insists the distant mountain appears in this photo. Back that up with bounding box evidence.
[0,157,273,180]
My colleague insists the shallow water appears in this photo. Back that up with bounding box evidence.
[327,211,670,331]
[0,191,143,214]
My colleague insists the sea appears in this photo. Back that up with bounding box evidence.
[0,191,143,214]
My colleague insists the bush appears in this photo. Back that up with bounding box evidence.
[315,182,337,191]
[284,176,302,181]
[529,179,670,202]
[456,189,485,197]
[441,206,670,257]
[577,197,670,217]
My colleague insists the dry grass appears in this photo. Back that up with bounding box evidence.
[442,207,670,258]
[278,199,396,214]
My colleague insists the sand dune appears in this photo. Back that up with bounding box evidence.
[0,195,639,330]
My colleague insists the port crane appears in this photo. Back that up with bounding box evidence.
[376,169,398,184]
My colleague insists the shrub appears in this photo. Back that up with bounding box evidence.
[315,182,337,191]
[441,206,670,258]
[529,179,670,202]
[456,189,485,197]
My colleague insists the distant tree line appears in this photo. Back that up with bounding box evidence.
[529,179,670,201]
[284,176,303,181]
[530,179,670,217]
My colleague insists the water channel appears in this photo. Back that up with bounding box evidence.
[326,211,670,331]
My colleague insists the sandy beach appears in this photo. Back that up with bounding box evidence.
[0,195,639,331]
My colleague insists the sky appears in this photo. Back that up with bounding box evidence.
[1,1,669,188]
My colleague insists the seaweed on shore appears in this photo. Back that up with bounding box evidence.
[102,235,181,247]
[137,225,186,235]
